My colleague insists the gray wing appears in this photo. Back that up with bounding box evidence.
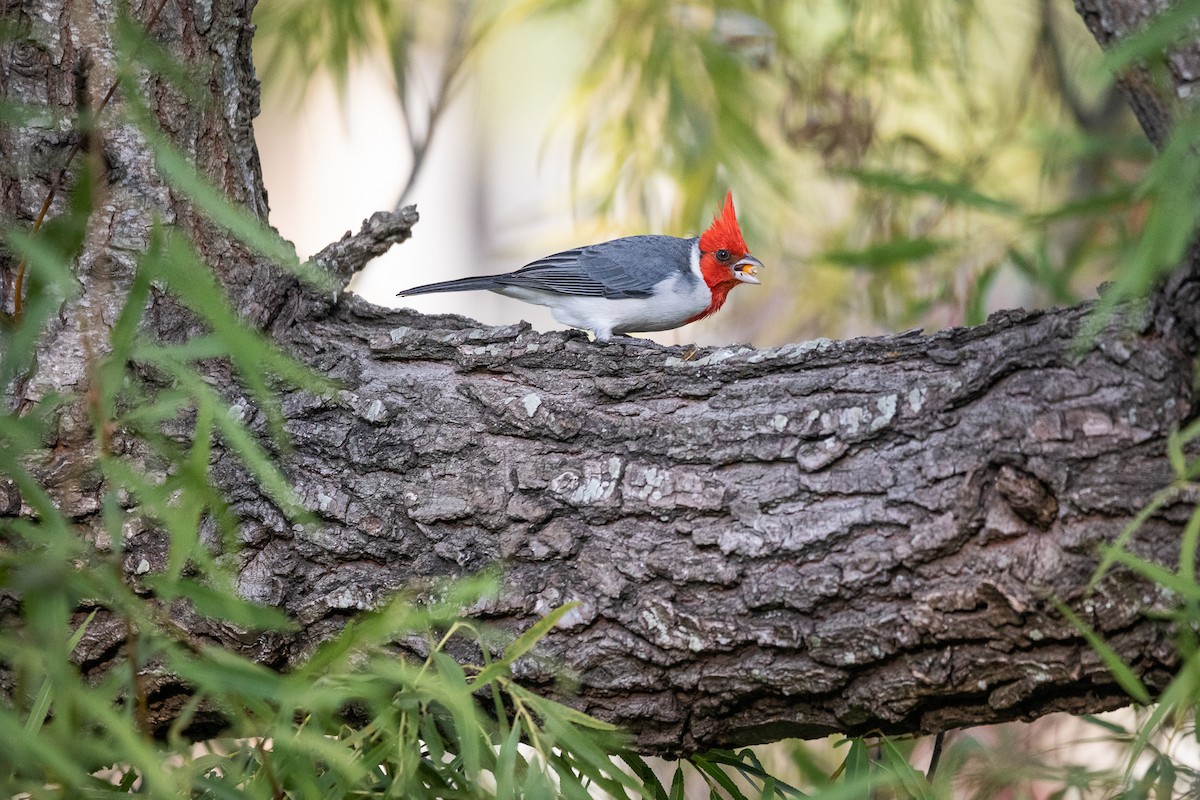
[493,235,696,299]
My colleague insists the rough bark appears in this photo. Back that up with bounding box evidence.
[257,296,1192,755]
[2,0,1199,756]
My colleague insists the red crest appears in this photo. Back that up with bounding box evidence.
[699,191,748,256]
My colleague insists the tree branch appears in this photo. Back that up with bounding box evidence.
[161,293,1190,754]
[312,206,420,286]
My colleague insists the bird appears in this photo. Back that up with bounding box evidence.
[396,191,764,342]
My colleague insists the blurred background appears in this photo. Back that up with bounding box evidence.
[253,0,1149,349]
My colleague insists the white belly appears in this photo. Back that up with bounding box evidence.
[496,272,710,341]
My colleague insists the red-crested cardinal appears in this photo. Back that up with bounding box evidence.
[397,191,763,342]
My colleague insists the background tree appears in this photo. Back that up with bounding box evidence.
[1,0,1199,797]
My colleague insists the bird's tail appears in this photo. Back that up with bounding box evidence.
[397,275,502,297]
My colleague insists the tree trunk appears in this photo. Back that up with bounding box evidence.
[2,0,1198,756]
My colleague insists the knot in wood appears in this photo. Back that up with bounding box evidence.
[994,465,1058,530]
[10,41,45,78]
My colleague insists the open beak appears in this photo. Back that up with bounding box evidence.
[733,254,764,285]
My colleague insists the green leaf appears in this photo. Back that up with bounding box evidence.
[1091,487,1179,590]
[431,652,485,776]
[210,394,308,520]
[838,168,1020,214]
[1027,187,1135,223]
[692,755,750,799]
[1082,110,1200,338]
[175,645,287,703]
[22,610,98,737]
[144,576,295,631]
[0,706,94,787]
[785,739,837,789]
[540,698,619,732]
[476,601,580,686]
[965,263,1001,327]
[620,752,669,800]
[669,765,687,800]
[495,715,525,800]
[148,232,332,441]
[1153,752,1177,800]
[879,737,931,800]
[1180,504,1200,586]
[844,738,870,783]
[115,10,210,106]
[1080,714,1130,736]
[1,229,80,386]
[1097,546,1200,604]
[820,238,950,270]
[1051,597,1151,704]
[696,749,807,799]
[1167,427,1186,478]
[1124,661,1197,774]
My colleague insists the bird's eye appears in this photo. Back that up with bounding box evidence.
[715,249,731,262]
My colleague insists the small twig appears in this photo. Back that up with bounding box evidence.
[311,206,420,285]
[124,617,151,735]
[256,738,285,800]
[392,2,475,210]
[926,731,945,781]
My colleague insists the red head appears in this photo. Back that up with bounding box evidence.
[689,191,764,323]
